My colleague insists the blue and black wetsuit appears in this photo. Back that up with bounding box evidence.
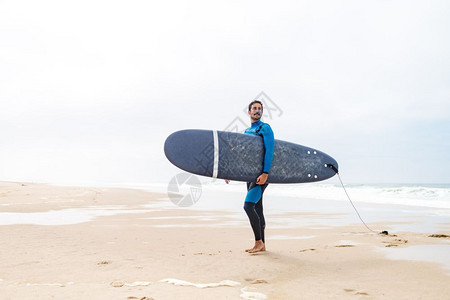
[243,120,275,242]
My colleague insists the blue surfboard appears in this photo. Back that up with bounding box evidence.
[164,129,338,183]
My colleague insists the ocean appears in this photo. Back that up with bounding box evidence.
[140,180,450,233]
[36,179,449,233]
[144,180,450,210]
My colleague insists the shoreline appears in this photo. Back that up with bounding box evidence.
[0,181,449,299]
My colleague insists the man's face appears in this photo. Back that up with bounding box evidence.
[249,103,263,121]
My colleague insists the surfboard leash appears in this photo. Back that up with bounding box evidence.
[327,164,388,235]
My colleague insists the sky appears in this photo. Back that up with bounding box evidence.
[0,0,449,186]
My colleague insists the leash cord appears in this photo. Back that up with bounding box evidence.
[335,172,378,233]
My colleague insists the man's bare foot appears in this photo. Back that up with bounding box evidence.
[245,241,259,252]
[246,240,266,253]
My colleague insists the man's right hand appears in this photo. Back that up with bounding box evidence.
[256,173,268,185]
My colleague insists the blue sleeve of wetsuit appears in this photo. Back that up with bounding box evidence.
[260,124,274,173]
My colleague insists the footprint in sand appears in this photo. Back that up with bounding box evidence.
[335,245,355,248]
[299,248,316,252]
[193,252,217,256]
[429,234,450,239]
[111,281,151,288]
[382,238,408,247]
[245,278,268,284]
[344,289,369,296]
[127,297,154,300]
[111,281,124,287]
[98,261,112,265]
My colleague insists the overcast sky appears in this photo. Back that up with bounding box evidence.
[1,0,449,185]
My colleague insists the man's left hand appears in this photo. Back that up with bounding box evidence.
[256,173,268,185]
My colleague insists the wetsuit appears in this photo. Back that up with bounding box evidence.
[243,120,274,242]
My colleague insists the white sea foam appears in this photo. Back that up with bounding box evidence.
[240,287,267,300]
[25,282,74,287]
[159,278,241,288]
[124,281,151,287]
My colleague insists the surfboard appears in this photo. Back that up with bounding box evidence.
[164,129,338,183]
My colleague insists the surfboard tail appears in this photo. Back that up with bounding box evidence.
[164,130,215,177]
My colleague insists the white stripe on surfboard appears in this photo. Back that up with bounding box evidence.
[213,130,219,178]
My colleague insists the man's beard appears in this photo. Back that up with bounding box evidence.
[251,114,261,121]
[251,111,261,121]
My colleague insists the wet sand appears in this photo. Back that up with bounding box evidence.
[0,181,449,299]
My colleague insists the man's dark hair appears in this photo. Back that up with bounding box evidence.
[248,100,263,111]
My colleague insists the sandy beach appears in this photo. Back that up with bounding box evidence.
[0,181,449,300]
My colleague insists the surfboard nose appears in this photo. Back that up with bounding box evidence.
[297,148,339,182]
[322,153,339,177]
[325,161,339,174]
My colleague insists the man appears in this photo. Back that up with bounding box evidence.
[227,100,275,253]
